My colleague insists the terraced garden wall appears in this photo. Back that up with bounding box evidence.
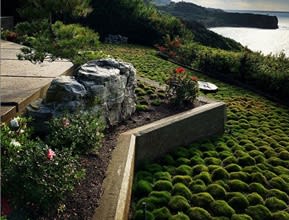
[93,99,226,220]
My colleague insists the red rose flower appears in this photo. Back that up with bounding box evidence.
[191,76,198,81]
[175,67,185,74]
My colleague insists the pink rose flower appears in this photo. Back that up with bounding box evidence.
[47,149,56,160]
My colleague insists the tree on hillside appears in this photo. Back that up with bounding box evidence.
[18,0,92,23]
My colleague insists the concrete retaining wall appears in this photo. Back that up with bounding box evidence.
[93,100,226,220]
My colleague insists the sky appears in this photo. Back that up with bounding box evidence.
[172,0,289,11]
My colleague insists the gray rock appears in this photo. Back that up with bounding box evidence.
[27,59,136,127]
[77,59,136,126]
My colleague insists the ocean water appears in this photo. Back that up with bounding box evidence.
[209,10,289,57]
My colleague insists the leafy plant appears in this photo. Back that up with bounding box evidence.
[48,111,105,154]
[166,67,199,107]
[1,117,85,217]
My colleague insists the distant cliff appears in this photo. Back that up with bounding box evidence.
[158,2,278,29]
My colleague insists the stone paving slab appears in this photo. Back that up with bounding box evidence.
[0,40,75,122]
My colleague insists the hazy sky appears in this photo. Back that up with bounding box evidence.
[172,0,289,11]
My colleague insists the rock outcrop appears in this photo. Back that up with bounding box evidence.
[27,59,136,126]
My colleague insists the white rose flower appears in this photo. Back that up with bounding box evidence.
[10,139,21,147]
[10,118,20,128]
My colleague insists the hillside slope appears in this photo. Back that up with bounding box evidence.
[158,2,278,29]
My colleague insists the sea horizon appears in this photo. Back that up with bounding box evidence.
[210,10,289,57]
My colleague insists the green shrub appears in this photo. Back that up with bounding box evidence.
[192,164,208,175]
[245,204,272,220]
[170,212,190,220]
[191,192,214,208]
[219,151,232,159]
[187,207,213,220]
[211,167,230,181]
[250,173,268,186]
[205,157,222,165]
[207,184,226,199]
[172,183,193,201]
[193,172,212,184]
[267,189,289,203]
[175,165,192,176]
[172,175,192,186]
[238,155,256,166]
[135,180,153,196]
[222,156,238,165]
[228,179,249,192]
[210,200,235,217]
[269,177,289,193]
[231,214,253,220]
[265,197,287,212]
[152,207,172,219]
[1,119,84,215]
[135,171,154,182]
[190,155,205,165]
[48,111,104,154]
[228,194,249,211]
[166,67,199,107]
[189,184,206,193]
[247,192,265,205]
[225,164,242,172]
[203,151,219,158]
[154,171,172,181]
[271,211,289,220]
[214,180,229,191]
[208,165,222,172]
[136,197,160,210]
[154,180,173,191]
[144,163,163,173]
[176,157,191,165]
[163,155,176,166]
[229,171,249,182]
[149,191,171,206]
[249,183,268,197]
[134,209,154,220]
[168,195,190,212]
[254,155,266,163]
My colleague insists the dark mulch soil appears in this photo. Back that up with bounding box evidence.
[52,102,200,220]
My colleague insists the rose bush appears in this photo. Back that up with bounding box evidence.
[166,67,199,107]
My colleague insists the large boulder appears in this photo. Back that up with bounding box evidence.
[27,59,136,127]
[77,58,136,125]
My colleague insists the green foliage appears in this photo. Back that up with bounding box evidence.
[170,212,190,220]
[166,67,199,107]
[264,197,287,212]
[249,183,268,198]
[211,167,230,181]
[267,189,289,203]
[210,200,235,217]
[152,207,172,219]
[228,180,249,192]
[149,191,171,206]
[191,192,214,208]
[231,214,253,220]
[1,117,84,215]
[168,195,190,212]
[134,209,154,220]
[154,171,172,181]
[207,184,226,199]
[247,193,265,206]
[16,20,101,64]
[154,180,173,191]
[172,183,193,201]
[271,211,289,220]
[228,194,249,211]
[187,207,213,220]
[172,175,192,186]
[245,205,272,220]
[175,164,192,175]
[135,180,153,197]
[18,0,92,23]
[48,111,104,154]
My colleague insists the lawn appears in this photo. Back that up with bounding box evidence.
[101,44,289,220]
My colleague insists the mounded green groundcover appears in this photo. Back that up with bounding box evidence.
[99,44,289,220]
[131,80,289,220]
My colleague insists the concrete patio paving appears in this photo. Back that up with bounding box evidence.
[0,40,75,122]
